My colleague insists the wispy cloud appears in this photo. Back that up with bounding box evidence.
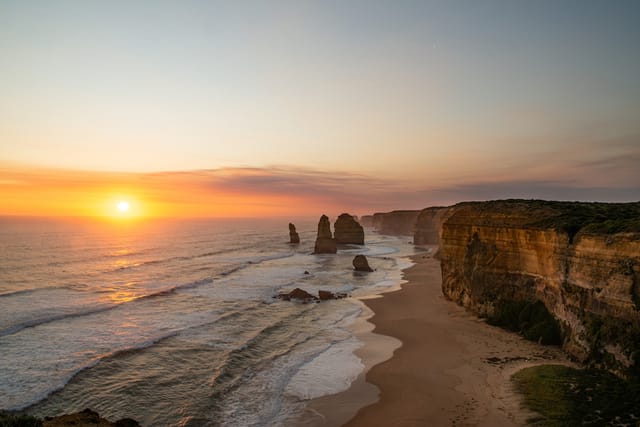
[1,162,638,217]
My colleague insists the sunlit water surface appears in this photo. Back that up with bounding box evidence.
[0,217,419,426]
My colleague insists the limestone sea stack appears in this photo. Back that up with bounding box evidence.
[288,223,300,244]
[353,255,373,272]
[314,214,337,254]
[334,213,365,244]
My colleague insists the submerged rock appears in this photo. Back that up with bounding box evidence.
[288,223,300,244]
[353,255,373,272]
[276,288,348,302]
[334,213,365,245]
[313,215,337,254]
[318,290,335,300]
[277,287,318,302]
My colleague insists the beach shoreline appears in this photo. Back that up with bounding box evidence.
[302,248,573,427]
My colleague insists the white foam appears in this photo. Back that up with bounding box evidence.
[284,337,364,400]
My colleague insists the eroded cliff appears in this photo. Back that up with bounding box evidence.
[371,210,420,235]
[413,206,450,245]
[439,200,640,376]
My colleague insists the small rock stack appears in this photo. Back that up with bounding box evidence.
[288,223,300,244]
[313,215,337,254]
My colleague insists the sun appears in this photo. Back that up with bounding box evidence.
[117,200,130,212]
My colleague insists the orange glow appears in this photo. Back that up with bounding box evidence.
[0,165,345,218]
[107,287,139,304]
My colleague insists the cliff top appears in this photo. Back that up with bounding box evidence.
[451,199,640,238]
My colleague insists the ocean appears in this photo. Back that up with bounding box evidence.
[0,217,418,426]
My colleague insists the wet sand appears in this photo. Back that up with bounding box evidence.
[304,248,571,427]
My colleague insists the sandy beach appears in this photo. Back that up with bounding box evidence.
[303,248,573,427]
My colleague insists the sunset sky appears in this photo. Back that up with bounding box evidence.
[1,1,639,218]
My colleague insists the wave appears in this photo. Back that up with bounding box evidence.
[16,331,180,412]
[0,285,71,298]
[0,266,252,337]
[0,305,115,338]
[102,243,262,273]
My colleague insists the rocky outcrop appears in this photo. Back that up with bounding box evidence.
[41,408,139,426]
[371,210,420,235]
[414,206,451,245]
[277,288,317,302]
[353,255,373,272]
[334,213,365,244]
[314,215,337,254]
[439,200,640,376]
[276,288,348,302]
[288,223,300,244]
[359,215,374,227]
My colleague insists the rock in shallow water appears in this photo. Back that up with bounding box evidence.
[288,223,300,244]
[334,213,364,245]
[313,215,337,254]
[353,255,373,272]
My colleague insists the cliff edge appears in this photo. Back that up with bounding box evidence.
[439,200,640,376]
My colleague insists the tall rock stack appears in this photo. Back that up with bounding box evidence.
[288,223,300,244]
[334,213,365,244]
[313,215,337,254]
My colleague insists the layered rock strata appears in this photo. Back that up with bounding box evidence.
[313,215,337,254]
[413,206,451,245]
[334,213,365,244]
[371,210,420,235]
[288,223,300,244]
[359,215,374,227]
[439,200,640,376]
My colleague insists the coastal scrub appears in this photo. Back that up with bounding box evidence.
[513,364,640,426]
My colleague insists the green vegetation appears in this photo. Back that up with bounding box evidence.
[516,200,640,238]
[585,313,640,377]
[487,300,562,345]
[458,199,640,241]
[513,364,640,426]
[0,412,42,427]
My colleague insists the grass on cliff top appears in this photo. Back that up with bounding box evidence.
[513,364,640,426]
[458,199,640,238]
[0,411,41,427]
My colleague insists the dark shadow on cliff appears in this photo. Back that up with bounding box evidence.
[487,300,562,346]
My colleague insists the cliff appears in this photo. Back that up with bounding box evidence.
[439,200,640,376]
[359,215,374,227]
[334,213,365,244]
[371,210,420,236]
[413,206,450,245]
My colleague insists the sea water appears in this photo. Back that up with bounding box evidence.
[0,217,419,426]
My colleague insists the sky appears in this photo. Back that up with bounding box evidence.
[1,0,639,218]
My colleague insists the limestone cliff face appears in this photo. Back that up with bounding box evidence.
[413,207,451,245]
[371,210,420,235]
[288,223,300,244]
[439,200,640,375]
[359,215,374,227]
[314,214,337,254]
[334,213,365,244]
